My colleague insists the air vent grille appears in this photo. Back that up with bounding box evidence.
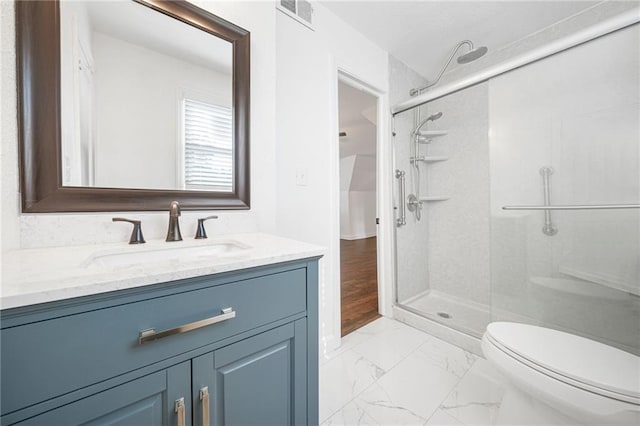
[297,1,313,23]
[280,0,295,14]
[278,0,314,30]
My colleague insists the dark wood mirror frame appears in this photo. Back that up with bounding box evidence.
[16,0,250,212]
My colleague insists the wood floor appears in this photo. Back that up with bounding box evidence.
[340,237,380,336]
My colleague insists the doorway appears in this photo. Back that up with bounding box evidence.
[338,80,380,336]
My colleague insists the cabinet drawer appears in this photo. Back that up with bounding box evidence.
[1,268,307,416]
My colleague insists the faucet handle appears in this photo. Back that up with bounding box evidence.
[112,218,145,244]
[195,216,219,239]
[169,200,181,216]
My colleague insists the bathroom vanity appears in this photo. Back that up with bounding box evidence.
[1,234,322,426]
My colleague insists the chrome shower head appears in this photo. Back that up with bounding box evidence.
[457,46,488,64]
[410,41,489,96]
[426,112,443,122]
[412,111,443,136]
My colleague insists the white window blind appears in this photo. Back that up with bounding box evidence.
[183,98,233,191]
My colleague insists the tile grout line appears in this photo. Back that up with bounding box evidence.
[431,356,479,425]
[323,318,488,425]
[344,332,438,422]
[319,333,388,424]
[321,321,435,423]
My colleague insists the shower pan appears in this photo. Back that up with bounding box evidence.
[391,23,640,353]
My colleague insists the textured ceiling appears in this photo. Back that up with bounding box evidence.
[321,1,599,79]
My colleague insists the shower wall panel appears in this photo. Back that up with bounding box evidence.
[424,84,491,306]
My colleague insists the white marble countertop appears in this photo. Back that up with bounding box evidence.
[1,233,324,310]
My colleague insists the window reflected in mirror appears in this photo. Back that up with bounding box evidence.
[182,98,233,192]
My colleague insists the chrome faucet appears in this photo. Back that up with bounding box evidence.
[166,201,183,242]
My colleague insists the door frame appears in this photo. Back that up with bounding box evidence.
[330,68,393,349]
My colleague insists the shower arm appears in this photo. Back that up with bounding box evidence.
[411,112,443,137]
[410,40,474,97]
[412,116,433,137]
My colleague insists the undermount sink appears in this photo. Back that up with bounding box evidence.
[83,240,252,269]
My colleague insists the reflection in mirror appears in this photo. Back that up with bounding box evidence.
[60,1,233,192]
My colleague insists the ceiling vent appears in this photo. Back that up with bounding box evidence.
[278,0,314,30]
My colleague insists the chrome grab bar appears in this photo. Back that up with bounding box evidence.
[139,307,236,344]
[502,204,640,210]
[539,167,557,236]
[395,169,406,227]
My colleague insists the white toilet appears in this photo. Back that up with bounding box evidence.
[482,322,640,425]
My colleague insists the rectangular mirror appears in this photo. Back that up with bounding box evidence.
[16,0,250,212]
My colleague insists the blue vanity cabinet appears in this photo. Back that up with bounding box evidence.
[1,258,320,426]
[192,320,308,426]
[15,362,192,426]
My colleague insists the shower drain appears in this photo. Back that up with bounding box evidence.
[437,312,452,319]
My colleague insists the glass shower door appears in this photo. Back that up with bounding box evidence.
[488,23,640,354]
[393,82,493,338]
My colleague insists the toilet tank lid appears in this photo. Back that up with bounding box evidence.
[486,322,640,400]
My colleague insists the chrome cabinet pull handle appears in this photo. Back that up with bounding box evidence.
[175,397,186,426]
[139,308,236,344]
[200,386,210,426]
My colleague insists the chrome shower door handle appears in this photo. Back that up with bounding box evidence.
[396,169,406,226]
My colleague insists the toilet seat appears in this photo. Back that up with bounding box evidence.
[484,322,640,405]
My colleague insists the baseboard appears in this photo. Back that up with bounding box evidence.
[320,332,341,357]
[340,232,377,240]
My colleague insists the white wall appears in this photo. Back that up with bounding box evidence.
[60,1,94,187]
[1,1,277,251]
[340,155,376,240]
[275,3,389,352]
[1,1,20,255]
[338,82,377,240]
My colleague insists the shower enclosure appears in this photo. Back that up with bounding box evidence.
[392,19,640,355]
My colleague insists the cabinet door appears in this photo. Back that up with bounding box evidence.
[16,362,191,426]
[192,320,308,426]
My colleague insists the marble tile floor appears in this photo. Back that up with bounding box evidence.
[320,317,505,426]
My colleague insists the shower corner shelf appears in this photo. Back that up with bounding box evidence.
[417,130,448,137]
[419,196,450,202]
[424,156,449,163]
[410,156,449,163]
